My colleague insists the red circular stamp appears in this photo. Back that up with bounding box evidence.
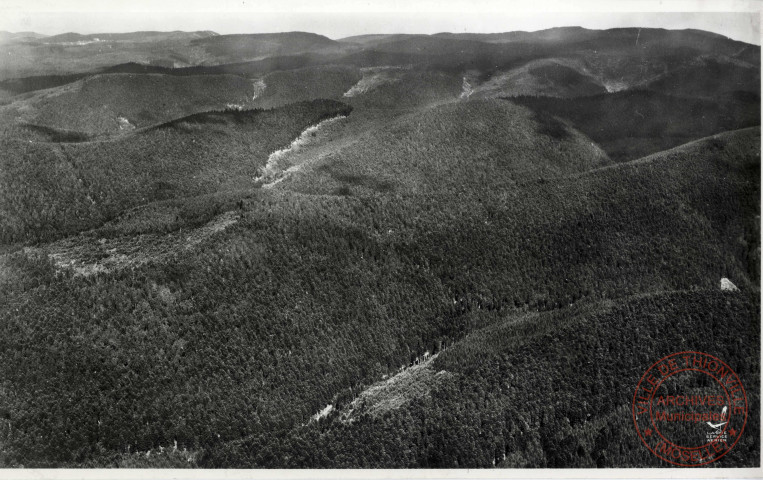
[632,351,747,466]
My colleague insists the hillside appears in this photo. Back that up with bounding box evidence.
[2,26,757,99]
[443,26,756,59]
[643,57,760,97]
[433,27,598,44]
[343,68,462,111]
[0,31,47,43]
[0,114,757,465]
[251,66,362,109]
[338,34,424,45]
[510,90,760,162]
[205,289,759,468]
[359,28,760,85]
[0,36,211,80]
[0,73,257,137]
[281,126,759,300]
[470,58,607,98]
[203,128,758,467]
[190,32,347,63]
[0,99,353,244]
[284,99,611,196]
[42,31,218,44]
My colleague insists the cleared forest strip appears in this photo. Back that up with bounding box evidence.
[260,115,348,187]
[25,210,240,276]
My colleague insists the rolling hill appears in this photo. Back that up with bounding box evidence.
[2,26,757,101]
[510,90,760,162]
[435,27,758,60]
[0,35,210,80]
[285,99,611,196]
[0,31,48,43]
[200,127,759,468]
[469,58,608,98]
[0,73,258,137]
[642,56,760,97]
[205,289,759,468]
[251,66,362,109]
[190,32,348,63]
[0,99,352,244]
[41,31,218,44]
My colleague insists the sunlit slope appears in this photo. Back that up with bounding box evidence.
[284,125,759,301]
[284,99,611,195]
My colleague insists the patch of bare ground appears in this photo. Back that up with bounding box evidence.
[259,115,348,188]
[251,78,266,100]
[343,66,409,97]
[340,353,455,422]
[28,210,239,276]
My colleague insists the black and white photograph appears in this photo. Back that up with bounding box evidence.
[0,0,760,477]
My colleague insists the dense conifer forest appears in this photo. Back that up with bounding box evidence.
[0,25,759,468]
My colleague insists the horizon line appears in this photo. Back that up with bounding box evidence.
[1,25,756,45]
[1,9,759,45]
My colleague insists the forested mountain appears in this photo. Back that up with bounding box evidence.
[190,32,346,63]
[0,25,759,468]
[511,90,759,161]
[0,31,47,43]
[0,73,257,136]
[41,31,218,44]
[206,289,759,468]
[0,100,352,243]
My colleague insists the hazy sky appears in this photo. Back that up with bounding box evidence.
[1,0,761,44]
